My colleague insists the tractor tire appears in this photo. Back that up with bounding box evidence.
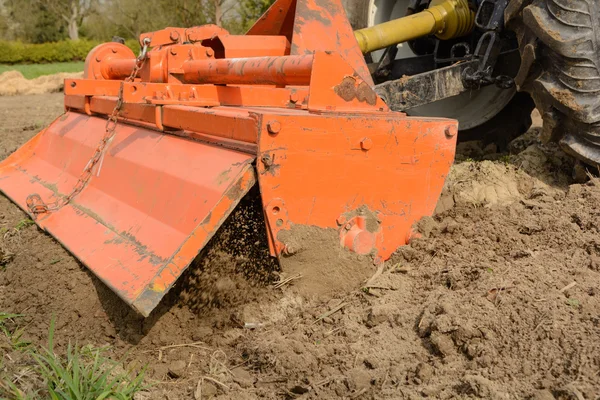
[506,0,600,165]
[343,0,535,149]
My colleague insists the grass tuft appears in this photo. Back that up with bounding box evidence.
[0,312,30,349]
[0,317,147,399]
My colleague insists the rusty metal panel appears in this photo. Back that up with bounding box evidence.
[0,112,256,316]
[255,110,457,262]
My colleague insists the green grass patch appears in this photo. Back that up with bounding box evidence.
[0,62,84,79]
[0,317,147,399]
[0,312,30,350]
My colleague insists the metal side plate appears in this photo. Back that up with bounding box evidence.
[0,112,256,316]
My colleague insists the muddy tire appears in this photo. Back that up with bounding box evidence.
[506,0,600,165]
[343,0,534,148]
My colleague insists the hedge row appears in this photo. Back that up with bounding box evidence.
[0,40,140,65]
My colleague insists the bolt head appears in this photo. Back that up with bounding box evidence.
[169,31,179,41]
[445,125,458,138]
[205,48,214,57]
[261,155,273,168]
[283,244,297,256]
[267,120,281,135]
[170,49,177,56]
[360,137,373,151]
[336,215,347,226]
[290,92,299,103]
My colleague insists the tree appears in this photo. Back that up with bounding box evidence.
[239,0,275,32]
[206,0,237,28]
[40,0,95,40]
[2,0,66,43]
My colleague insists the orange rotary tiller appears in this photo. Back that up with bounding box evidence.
[0,0,456,316]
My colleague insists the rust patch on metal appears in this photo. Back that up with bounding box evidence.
[105,231,167,266]
[334,77,377,105]
[356,81,377,106]
[334,76,357,102]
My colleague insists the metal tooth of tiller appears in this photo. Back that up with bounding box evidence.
[0,0,457,317]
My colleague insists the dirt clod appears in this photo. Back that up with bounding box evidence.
[167,360,187,379]
[232,368,254,388]
[195,380,218,399]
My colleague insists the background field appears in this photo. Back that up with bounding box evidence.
[0,61,83,79]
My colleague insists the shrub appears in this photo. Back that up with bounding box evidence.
[0,39,143,65]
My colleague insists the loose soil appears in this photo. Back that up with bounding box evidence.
[0,96,599,399]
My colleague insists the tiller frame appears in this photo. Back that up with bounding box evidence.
[0,0,456,316]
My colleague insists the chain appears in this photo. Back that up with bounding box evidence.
[462,66,515,91]
[26,38,151,216]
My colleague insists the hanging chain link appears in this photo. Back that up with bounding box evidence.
[26,38,152,216]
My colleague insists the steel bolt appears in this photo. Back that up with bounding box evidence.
[169,31,179,41]
[336,215,347,226]
[445,125,458,138]
[170,48,177,56]
[360,137,373,151]
[206,48,214,57]
[95,56,102,63]
[261,154,273,168]
[283,244,297,256]
[267,120,281,135]
[290,92,299,103]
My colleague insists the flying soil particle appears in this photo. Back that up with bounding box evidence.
[178,186,280,313]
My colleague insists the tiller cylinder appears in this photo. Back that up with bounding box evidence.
[0,0,456,317]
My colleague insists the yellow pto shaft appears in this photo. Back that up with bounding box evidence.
[354,0,475,54]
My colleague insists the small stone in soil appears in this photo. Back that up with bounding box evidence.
[346,368,371,391]
[195,381,218,399]
[232,367,254,388]
[415,363,433,383]
[430,332,456,357]
[531,389,555,400]
[191,325,213,341]
[168,360,187,379]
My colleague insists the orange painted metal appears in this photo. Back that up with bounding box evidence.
[206,35,290,58]
[103,59,138,80]
[0,0,458,317]
[139,27,188,47]
[84,42,136,80]
[0,113,256,316]
[65,81,309,108]
[290,0,373,85]
[184,25,230,43]
[254,110,456,261]
[247,0,296,37]
[182,55,313,85]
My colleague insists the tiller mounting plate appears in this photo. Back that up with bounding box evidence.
[0,0,456,316]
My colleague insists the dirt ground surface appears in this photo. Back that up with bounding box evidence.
[0,94,599,399]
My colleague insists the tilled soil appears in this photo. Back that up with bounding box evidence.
[0,95,599,399]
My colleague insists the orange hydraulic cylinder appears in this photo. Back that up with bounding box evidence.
[102,58,137,80]
[182,55,314,86]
